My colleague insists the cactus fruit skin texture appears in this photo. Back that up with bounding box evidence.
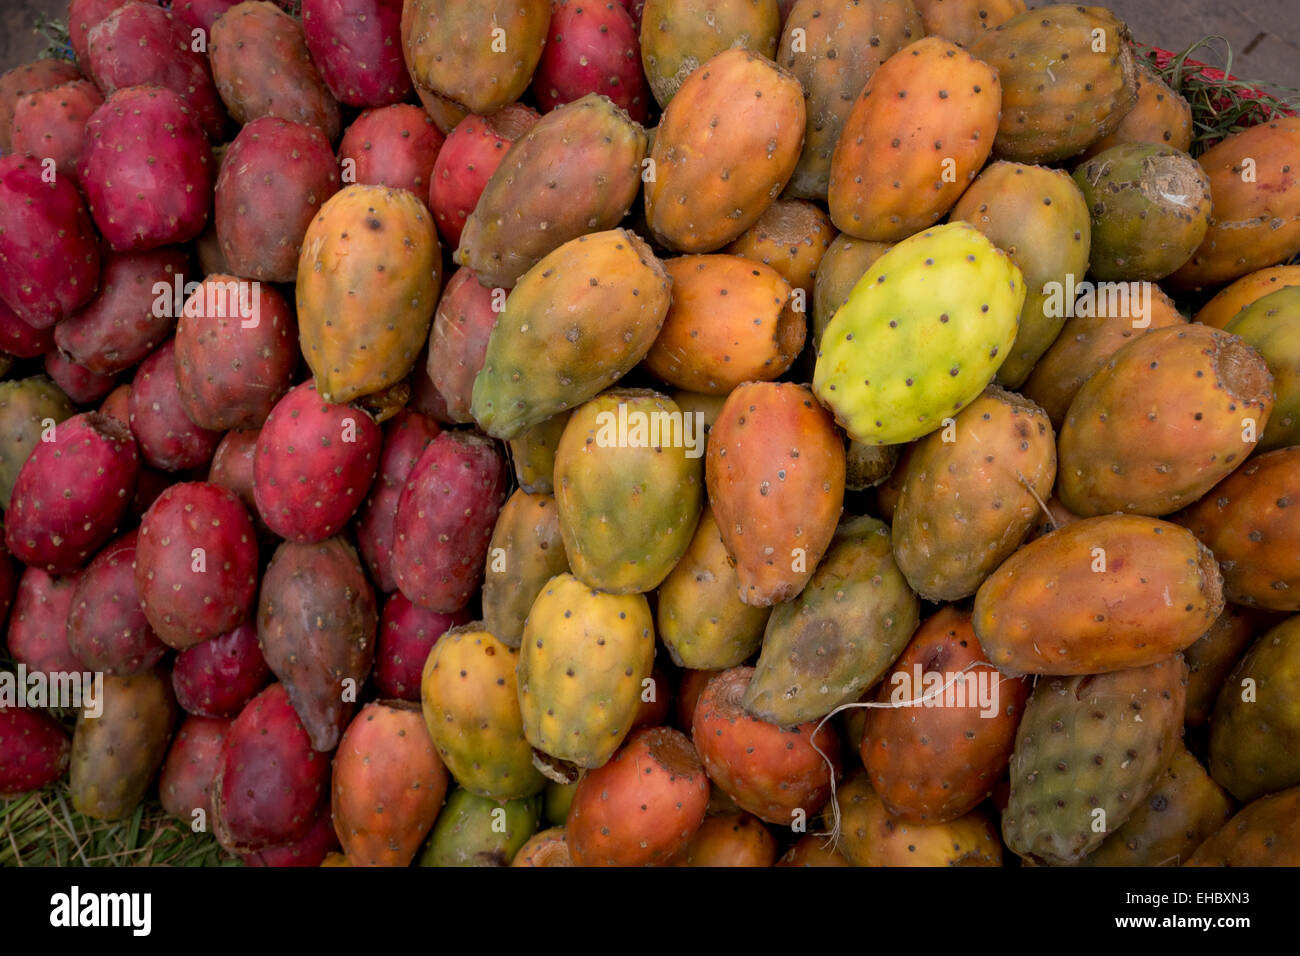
[402,0,550,115]
[724,199,835,297]
[0,58,82,152]
[456,95,648,289]
[374,593,468,701]
[1002,655,1187,866]
[970,4,1138,165]
[745,516,920,726]
[814,222,1026,447]
[554,390,703,594]
[828,37,1000,242]
[10,79,103,183]
[675,811,778,867]
[297,185,442,406]
[532,0,649,122]
[481,490,569,649]
[567,727,710,866]
[0,705,71,798]
[301,0,413,108]
[1225,287,1300,452]
[128,340,221,472]
[331,700,449,866]
[507,412,570,495]
[0,300,55,358]
[171,621,271,719]
[1081,60,1193,159]
[974,515,1223,675]
[706,382,845,607]
[518,573,655,768]
[7,567,83,677]
[257,537,378,752]
[420,624,547,800]
[892,387,1057,601]
[640,0,779,108]
[159,715,230,824]
[1183,604,1275,727]
[863,606,1030,824]
[811,234,894,348]
[426,268,498,425]
[644,49,805,253]
[420,788,542,866]
[913,0,1025,48]
[47,353,120,406]
[242,803,341,867]
[338,104,445,197]
[1187,786,1300,866]
[67,530,166,677]
[470,229,672,440]
[207,431,265,535]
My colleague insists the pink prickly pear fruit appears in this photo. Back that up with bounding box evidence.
[78,86,215,252]
[5,412,139,575]
[172,0,239,32]
[128,340,222,472]
[68,0,129,72]
[428,105,539,250]
[159,714,231,825]
[0,706,72,797]
[171,621,271,718]
[427,267,499,424]
[44,353,123,404]
[135,481,260,651]
[392,430,509,613]
[355,409,442,592]
[0,299,55,358]
[0,154,101,329]
[532,0,648,122]
[337,104,443,197]
[241,803,341,866]
[215,117,340,283]
[301,0,412,107]
[6,567,83,675]
[0,58,83,152]
[174,276,298,431]
[10,79,104,181]
[212,682,330,852]
[54,247,192,376]
[257,537,378,752]
[66,529,168,676]
[253,381,382,543]
[374,591,468,701]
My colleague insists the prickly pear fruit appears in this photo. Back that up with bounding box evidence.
[973,515,1223,675]
[1186,786,1300,866]
[70,668,178,821]
[297,185,441,405]
[567,727,710,866]
[481,491,568,648]
[913,0,1025,47]
[1081,60,1193,159]
[0,379,75,509]
[242,804,341,867]
[0,300,55,358]
[419,788,542,866]
[10,79,103,181]
[375,592,468,701]
[776,834,852,867]
[706,381,845,606]
[1224,286,1300,451]
[420,624,547,799]
[746,516,920,725]
[674,812,777,867]
[46,353,123,405]
[1002,655,1187,866]
[159,715,231,824]
[0,58,82,152]
[426,268,500,424]
[1197,266,1300,330]
[532,0,648,121]
[0,706,71,798]
[813,222,1026,446]
[171,621,271,718]
[518,573,655,768]
[507,411,570,494]
[338,105,443,196]
[724,199,835,300]
[471,229,671,439]
[6,567,83,676]
[128,339,222,472]
[5,413,139,575]
[66,530,166,676]
[207,430,266,534]
[639,0,780,108]
[301,0,412,107]
[510,827,573,866]
[1184,604,1275,727]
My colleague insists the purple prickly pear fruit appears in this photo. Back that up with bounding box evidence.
[337,104,443,197]
[44,353,123,404]
[54,247,192,376]
[68,0,130,69]
[301,0,412,108]
[10,79,104,181]
[127,339,222,472]
[355,409,441,592]
[241,803,340,866]
[0,154,101,329]
[172,0,239,31]
[257,537,378,752]
[392,430,509,613]
[159,714,231,824]
[0,299,55,358]
[135,481,258,651]
[0,58,82,152]
[374,590,468,701]
[6,567,83,675]
[212,682,330,851]
[532,0,648,122]
[5,412,139,574]
[253,381,382,543]
[427,267,498,424]
[67,529,168,676]
[171,621,272,718]
[0,706,72,797]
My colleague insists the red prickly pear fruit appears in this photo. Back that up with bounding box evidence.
[215,118,340,283]
[532,0,649,122]
[128,467,174,523]
[258,537,379,752]
[253,381,382,543]
[337,104,444,198]
[428,105,539,250]
[374,591,468,701]
[55,247,192,376]
[631,664,674,732]
[207,429,270,537]
[566,726,710,866]
[332,699,449,866]
[172,621,272,718]
[174,277,299,431]
[44,353,123,404]
[301,0,412,108]
[85,2,226,141]
[0,154,101,329]
[0,537,15,625]
[158,714,231,824]
[5,412,139,575]
[0,706,71,797]
[427,267,499,424]
[213,682,330,851]
[241,803,341,866]
[128,340,222,472]
[78,86,215,253]
[617,0,646,29]
[407,343,455,424]
[0,300,56,358]
[135,481,260,650]
[10,79,103,181]
[0,378,77,507]
[6,567,83,675]
[0,58,83,152]
[392,430,509,613]
[691,667,841,826]
[67,529,168,676]
[68,0,129,72]
[355,409,442,593]
[172,0,239,32]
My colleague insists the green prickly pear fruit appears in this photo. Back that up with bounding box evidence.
[743,515,920,726]
[517,573,655,768]
[639,0,781,108]
[1002,655,1187,866]
[544,778,581,827]
[813,222,1025,446]
[482,490,569,648]
[1184,604,1276,727]
[1225,286,1300,452]
[811,234,894,349]
[1187,786,1300,866]
[470,229,672,440]
[417,788,543,866]
[507,410,571,494]
[553,390,703,594]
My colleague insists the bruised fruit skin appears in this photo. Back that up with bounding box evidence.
[129,340,222,473]
[6,567,83,676]
[67,530,167,677]
[301,0,413,108]
[674,812,777,867]
[1186,786,1300,866]
[171,622,271,719]
[159,715,231,824]
[481,490,569,649]
[0,706,71,798]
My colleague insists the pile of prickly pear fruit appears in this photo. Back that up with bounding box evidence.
[0,0,1298,869]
